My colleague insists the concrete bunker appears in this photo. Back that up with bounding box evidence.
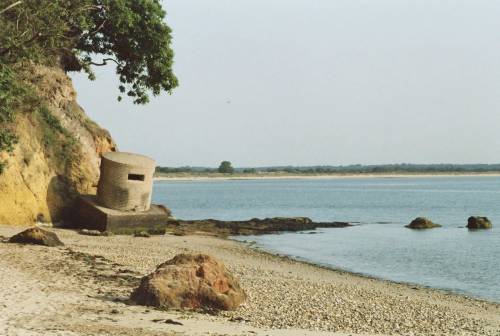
[72,152,171,234]
[97,152,155,212]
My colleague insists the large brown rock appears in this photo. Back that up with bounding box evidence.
[467,216,492,229]
[406,217,441,229]
[9,227,64,247]
[131,254,245,310]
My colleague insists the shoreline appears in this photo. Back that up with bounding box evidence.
[1,225,499,335]
[232,237,497,305]
[154,172,500,181]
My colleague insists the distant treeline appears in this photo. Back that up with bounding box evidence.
[156,164,500,174]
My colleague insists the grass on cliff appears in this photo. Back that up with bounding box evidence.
[0,63,22,173]
[36,105,79,171]
[0,62,79,175]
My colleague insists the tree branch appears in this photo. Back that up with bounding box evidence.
[89,58,119,66]
[85,19,106,37]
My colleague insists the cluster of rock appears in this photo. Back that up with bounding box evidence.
[166,217,351,236]
[406,216,492,230]
[131,254,246,310]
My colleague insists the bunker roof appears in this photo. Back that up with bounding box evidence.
[102,152,155,168]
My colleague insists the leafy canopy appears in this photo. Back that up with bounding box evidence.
[218,161,234,174]
[0,0,178,104]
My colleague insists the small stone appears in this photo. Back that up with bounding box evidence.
[134,231,151,238]
[79,229,104,236]
[164,319,183,325]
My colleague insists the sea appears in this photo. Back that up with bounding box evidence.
[153,176,500,303]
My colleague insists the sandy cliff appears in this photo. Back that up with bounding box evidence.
[0,66,116,225]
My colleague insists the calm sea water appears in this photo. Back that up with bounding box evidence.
[153,177,500,302]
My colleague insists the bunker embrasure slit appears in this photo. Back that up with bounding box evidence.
[128,174,145,181]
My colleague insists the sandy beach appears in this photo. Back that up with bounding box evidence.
[154,172,500,182]
[1,225,499,336]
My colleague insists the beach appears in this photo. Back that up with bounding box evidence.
[154,172,500,182]
[1,225,499,336]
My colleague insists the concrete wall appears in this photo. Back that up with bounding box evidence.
[96,152,155,211]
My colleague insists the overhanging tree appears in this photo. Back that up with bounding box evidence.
[0,0,178,104]
[0,0,178,173]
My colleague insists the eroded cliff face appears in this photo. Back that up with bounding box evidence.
[0,66,116,225]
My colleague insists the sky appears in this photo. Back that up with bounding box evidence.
[70,0,500,167]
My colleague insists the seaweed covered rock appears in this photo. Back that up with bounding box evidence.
[467,216,492,229]
[166,217,351,236]
[9,227,64,247]
[131,254,245,310]
[406,217,441,229]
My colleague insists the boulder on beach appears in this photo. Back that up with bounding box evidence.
[467,216,492,229]
[405,217,441,229]
[134,231,151,238]
[130,254,246,310]
[9,227,64,247]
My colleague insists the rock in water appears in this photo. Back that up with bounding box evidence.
[406,217,441,229]
[131,254,246,310]
[467,216,492,229]
[9,227,64,247]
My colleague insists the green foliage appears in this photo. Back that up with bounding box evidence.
[0,1,87,65]
[156,164,500,176]
[0,0,178,104]
[38,106,65,134]
[0,0,177,174]
[0,61,22,173]
[0,62,22,123]
[218,161,234,174]
[36,106,78,170]
[0,130,17,153]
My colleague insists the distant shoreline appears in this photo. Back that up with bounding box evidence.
[154,171,500,181]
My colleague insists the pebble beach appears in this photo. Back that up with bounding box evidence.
[1,225,499,336]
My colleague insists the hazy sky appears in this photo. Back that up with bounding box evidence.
[71,0,500,167]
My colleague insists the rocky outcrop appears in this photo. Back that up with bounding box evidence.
[9,227,64,247]
[0,66,116,225]
[166,217,351,236]
[405,217,441,229]
[131,254,246,310]
[467,216,492,229]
